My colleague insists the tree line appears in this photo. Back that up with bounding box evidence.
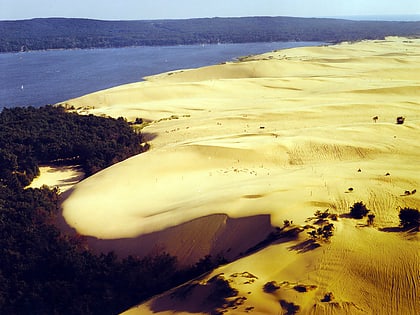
[1,17,419,52]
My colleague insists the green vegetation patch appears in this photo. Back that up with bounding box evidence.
[0,105,145,189]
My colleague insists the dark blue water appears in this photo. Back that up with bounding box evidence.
[0,42,324,109]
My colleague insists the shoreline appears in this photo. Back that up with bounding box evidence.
[0,41,327,109]
[1,40,329,55]
[4,15,419,54]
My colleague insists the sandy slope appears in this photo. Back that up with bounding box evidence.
[60,37,419,314]
[125,221,418,315]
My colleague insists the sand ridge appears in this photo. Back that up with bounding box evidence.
[60,37,419,314]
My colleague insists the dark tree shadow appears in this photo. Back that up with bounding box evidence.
[379,226,404,233]
[150,274,238,314]
[244,226,303,256]
[83,213,274,267]
[288,239,320,253]
[379,226,418,233]
[141,132,158,142]
[59,174,84,184]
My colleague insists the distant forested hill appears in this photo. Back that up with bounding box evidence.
[0,16,419,52]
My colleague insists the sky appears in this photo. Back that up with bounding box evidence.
[1,0,419,21]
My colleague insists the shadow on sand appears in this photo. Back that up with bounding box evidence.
[150,273,239,315]
[57,205,277,267]
[141,132,158,142]
[288,239,321,253]
[379,226,419,233]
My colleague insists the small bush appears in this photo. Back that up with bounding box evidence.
[396,116,405,124]
[308,223,334,241]
[321,292,334,302]
[280,300,300,315]
[329,213,338,221]
[313,209,337,223]
[367,213,375,226]
[293,285,307,292]
[314,209,330,219]
[350,201,370,219]
[399,208,419,230]
[263,281,280,293]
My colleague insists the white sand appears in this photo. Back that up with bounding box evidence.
[60,37,419,314]
[28,165,84,193]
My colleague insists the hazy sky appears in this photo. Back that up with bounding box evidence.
[1,0,419,21]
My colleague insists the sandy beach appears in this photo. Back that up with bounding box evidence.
[58,37,419,314]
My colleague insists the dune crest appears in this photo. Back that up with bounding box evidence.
[61,37,419,314]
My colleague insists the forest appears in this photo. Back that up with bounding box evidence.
[0,16,419,52]
[0,105,146,188]
[0,106,221,314]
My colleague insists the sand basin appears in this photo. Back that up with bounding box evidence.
[60,37,419,314]
[28,165,84,193]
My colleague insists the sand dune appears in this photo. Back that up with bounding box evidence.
[60,37,419,314]
[125,222,418,315]
[83,213,273,266]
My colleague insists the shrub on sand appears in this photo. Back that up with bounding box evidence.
[350,201,370,219]
[396,116,405,124]
[263,281,280,293]
[399,208,419,230]
[367,213,375,226]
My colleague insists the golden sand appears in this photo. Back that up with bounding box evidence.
[28,165,84,193]
[60,37,419,314]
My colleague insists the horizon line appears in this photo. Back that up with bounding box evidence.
[1,14,419,23]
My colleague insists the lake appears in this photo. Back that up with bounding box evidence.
[0,41,324,109]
